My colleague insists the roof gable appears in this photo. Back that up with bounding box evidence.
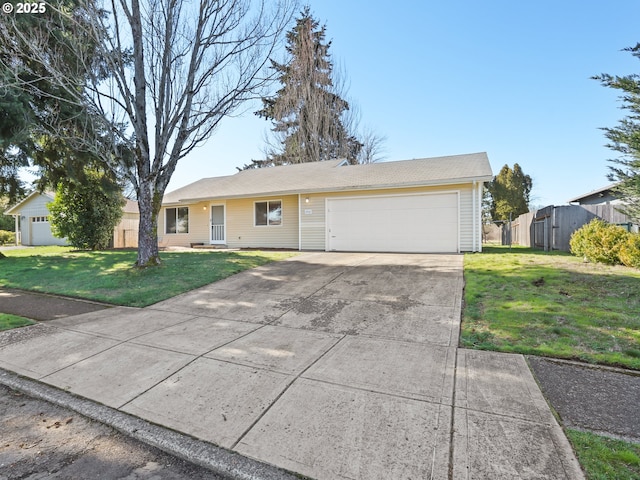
[164,152,493,204]
[4,191,55,215]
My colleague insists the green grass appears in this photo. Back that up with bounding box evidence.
[567,430,640,479]
[0,313,35,331]
[462,246,640,370]
[0,246,296,307]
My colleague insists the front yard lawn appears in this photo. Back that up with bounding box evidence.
[0,247,295,307]
[462,246,640,370]
[567,429,640,480]
[0,313,35,331]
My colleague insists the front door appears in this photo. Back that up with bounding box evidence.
[210,205,225,244]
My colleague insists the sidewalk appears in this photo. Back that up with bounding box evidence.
[0,253,585,479]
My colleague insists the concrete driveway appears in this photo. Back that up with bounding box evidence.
[0,252,583,479]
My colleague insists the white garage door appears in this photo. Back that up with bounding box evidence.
[29,217,66,246]
[327,193,458,253]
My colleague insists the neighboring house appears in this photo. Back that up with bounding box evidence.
[160,152,493,253]
[4,191,67,246]
[566,182,638,235]
[568,183,621,206]
[4,192,140,247]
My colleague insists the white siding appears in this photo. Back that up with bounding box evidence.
[16,194,67,246]
[458,186,474,251]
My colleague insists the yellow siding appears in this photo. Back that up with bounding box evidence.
[158,201,210,247]
[226,195,298,249]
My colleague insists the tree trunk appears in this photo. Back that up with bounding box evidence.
[136,180,161,267]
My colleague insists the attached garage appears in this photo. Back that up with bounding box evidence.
[326,192,459,253]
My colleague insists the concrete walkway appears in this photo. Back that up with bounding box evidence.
[0,252,584,479]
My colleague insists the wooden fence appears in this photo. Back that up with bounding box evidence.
[112,214,139,248]
[502,204,637,251]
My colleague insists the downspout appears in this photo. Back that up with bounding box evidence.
[472,181,477,252]
[297,194,302,251]
[478,182,483,252]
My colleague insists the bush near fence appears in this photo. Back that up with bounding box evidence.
[570,219,640,268]
[570,219,629,265]
[619,233,640,268]
[502,204,637,252]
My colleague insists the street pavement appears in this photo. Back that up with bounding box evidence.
[0,252,584,479]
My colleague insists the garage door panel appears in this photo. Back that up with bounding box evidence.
[327,193,458,253]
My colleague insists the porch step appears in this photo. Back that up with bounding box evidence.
[191,243,228,249]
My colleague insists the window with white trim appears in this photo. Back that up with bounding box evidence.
[31,216,49,222]
[165,207,189,234]
[254,200,282,226]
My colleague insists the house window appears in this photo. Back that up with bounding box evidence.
[255,200,282,226]
[165,207,189,234]
[31,216,49,223]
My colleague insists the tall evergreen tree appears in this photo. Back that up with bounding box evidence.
[594,44,640,223]
[488,163,533,221]
[253,7,362,167]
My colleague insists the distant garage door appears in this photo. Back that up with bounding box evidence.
[29,216,66,246]
[326,192,459,253]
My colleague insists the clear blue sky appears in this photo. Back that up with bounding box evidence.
[167,0,640,207]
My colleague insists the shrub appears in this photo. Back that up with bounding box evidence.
[619,233,640,268]
[569,219,629,265]
[48,172,125,250]
[0,230,15,245]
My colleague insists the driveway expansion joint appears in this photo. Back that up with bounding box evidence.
[229,332,345,450]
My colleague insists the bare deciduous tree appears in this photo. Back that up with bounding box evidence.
[357,126,387,164]
[1,0,295,266]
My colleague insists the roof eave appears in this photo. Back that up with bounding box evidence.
[164,174,494,204]
[567,183,621,203]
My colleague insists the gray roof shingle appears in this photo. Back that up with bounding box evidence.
[163,152,493,204]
